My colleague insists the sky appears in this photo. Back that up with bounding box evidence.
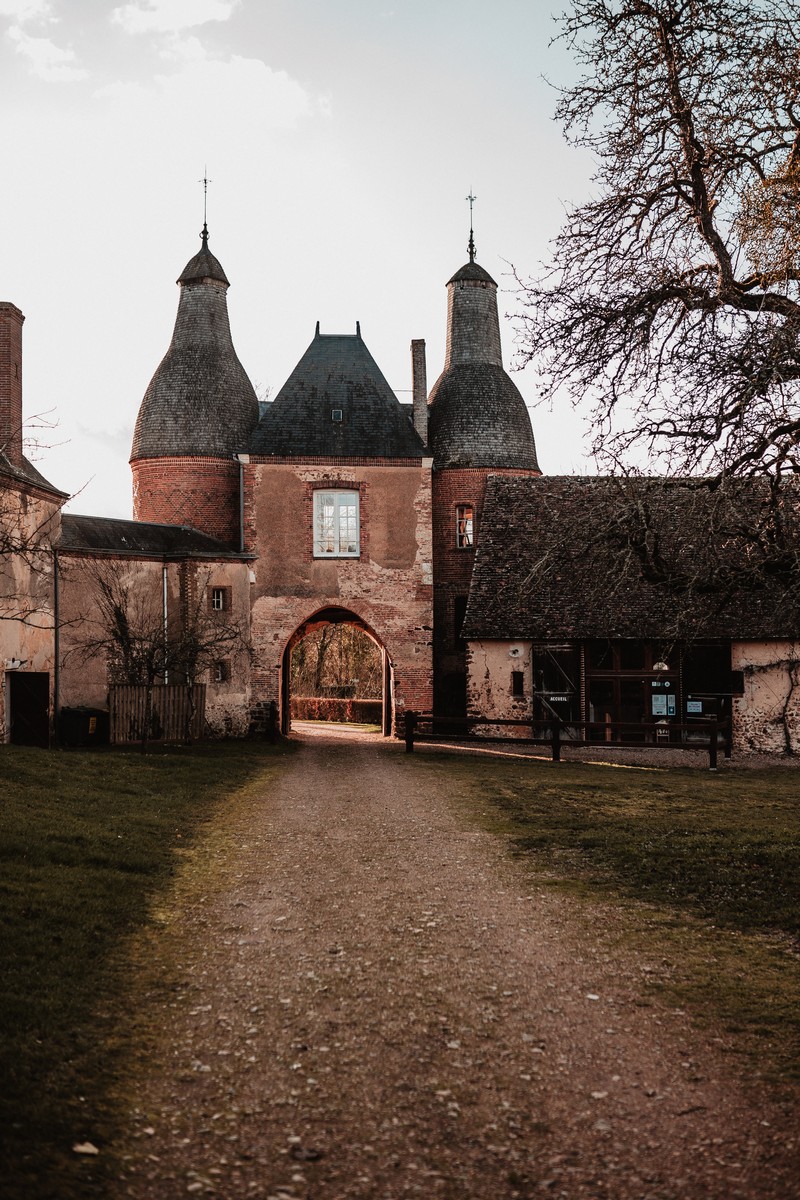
[0,0,594,518]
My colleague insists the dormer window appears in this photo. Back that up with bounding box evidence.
[455,504,474,548]
[313,489,360,557]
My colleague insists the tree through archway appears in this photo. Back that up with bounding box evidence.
[282,608,391,734]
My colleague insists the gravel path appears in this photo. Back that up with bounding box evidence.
[113,726,799,1199]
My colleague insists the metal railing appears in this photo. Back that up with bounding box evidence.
[403,712,731,769]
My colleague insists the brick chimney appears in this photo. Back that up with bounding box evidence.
[411,338,428,446]
[0,302,24,468]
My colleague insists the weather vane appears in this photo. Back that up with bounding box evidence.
[466,189,476,262]
[199,168,212,245]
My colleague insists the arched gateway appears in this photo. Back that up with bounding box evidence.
[281,607,393,736]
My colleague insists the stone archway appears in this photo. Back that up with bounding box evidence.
[281,607,393,736]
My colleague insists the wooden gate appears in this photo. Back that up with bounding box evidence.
[109,685,206,744]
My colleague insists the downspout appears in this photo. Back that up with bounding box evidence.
[53,548,60,745]
[162,564,169,685]
[236,453,248,554]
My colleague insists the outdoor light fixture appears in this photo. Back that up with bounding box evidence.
[653,660,669,673]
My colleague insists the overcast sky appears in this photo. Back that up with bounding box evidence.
[1,0,593,517]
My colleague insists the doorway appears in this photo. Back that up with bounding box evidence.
[8,672,50,747]
[281,608,392,735]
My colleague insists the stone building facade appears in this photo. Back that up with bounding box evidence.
[3,223,800,752]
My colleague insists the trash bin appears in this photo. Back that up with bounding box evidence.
[59,707,110,747]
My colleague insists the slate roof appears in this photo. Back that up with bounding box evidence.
[464,475,800,642]
[448,261,497,285]
[248,329,426,458]
[428,255,540,472]
[131,235,258,460]
[59,513,246,558]
[428,364,539,470]
[0,451,68,499]
[178,232,230,286]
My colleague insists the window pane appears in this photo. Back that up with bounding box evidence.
[588,639,614,670]
[456,504,474,548]
[619,641,645,670]
[314,490,359,557]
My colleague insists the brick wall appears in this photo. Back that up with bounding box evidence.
[131,456,241,545]
[432,467,538,714]
[245,459,434,733]
[0,303,24,467]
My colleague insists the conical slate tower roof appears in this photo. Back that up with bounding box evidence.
[249,325,425,458]
[427,243,539,471]
[131,228,258,460]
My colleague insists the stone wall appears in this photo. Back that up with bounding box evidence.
[58,554,252,738]
[245,459,433,732]
[0,481,61,741]
[732,640,800,754]
[466,638,533,736]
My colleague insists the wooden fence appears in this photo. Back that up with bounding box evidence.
[403,713,731,769]
[109,684,206,745]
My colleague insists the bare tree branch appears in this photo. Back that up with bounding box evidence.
[517,0,800,479]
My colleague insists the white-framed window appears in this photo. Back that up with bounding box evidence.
[455,504,474,548]
[210,586,229,612]
[313,489,360,557]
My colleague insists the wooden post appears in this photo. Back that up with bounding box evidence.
[709,719,718,770]
[405,710,417,753]
[551,719,561,763]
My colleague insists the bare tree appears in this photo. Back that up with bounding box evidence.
[70,561,246,748]
[518,0,800,482]
[171,567,247,742]
[0,485,59,624]
[291,624,382,699]
[1,410,62,624]
[73,561,168,750]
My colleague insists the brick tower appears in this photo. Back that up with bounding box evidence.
[428,230,540,717]
[130,226,258,544]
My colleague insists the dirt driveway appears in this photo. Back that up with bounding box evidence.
[112,726,799,1199]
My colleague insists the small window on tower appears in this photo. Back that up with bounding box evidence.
[455,504,474,548]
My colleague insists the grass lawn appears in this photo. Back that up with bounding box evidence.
[413,750,800,1083]
[2,740,798,1197]
[0,741,283,1200]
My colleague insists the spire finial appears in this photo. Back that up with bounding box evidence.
[466,189,476,262]
[199,167,212,247]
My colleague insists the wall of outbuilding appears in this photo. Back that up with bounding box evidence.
[466,638,533,735]
[0,483,60,741]
[732,640,800,755]
[57,554,252,737]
